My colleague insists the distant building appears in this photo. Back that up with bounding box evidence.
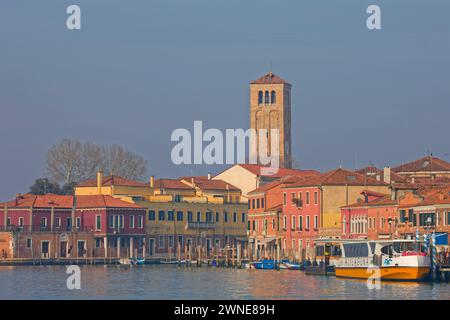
[0,193,146,260]
[392,156,450,182]
[75,171,248,258]
[249,72,293,168]
[213,164,319,201]
[282,168,390,257]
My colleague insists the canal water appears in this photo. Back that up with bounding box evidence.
[0,265,448,300]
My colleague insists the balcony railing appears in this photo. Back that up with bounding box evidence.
[0,225,95,233]
[185,222,215,230]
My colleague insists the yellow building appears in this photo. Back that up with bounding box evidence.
[75,171,248,259]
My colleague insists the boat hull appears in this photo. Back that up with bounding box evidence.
[335,266,430,281]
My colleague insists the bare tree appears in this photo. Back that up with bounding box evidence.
[46,139,83,185]
[102,144,148,181]
[46,139,148,185]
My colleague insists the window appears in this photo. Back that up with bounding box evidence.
[306,192,310,205]
[283,216,287,229]
[216,212,220,222]
[76,217,81,229]
[258,91,263,104]
[419,213,436,226]
[138,216,143,228]
[41,217,47,227]
[159,236,165,249]
[314,192,318,205]
[306,216,310,230]
[168,235,174,248]
[177,235,183,247]
[67,217,72,230]
[299,216,303,231]
[224,212,228,222]
[206,212,212,223]
[19,217,24,227]
[252,220,256,231]
[448,212,450,226]
[168,211,174,221]
[119,215,124,228]
[261,198,265,208]
[248,200,250,209]
[96,215,101,231]
[256,199,260,209]
[241,212,245,223]
[177,211,183,221]
[149,210,155,221]
[264,91,270,104]
[283,193,287,206]
[314,215,318,229]
[26,238,32,248]
[252,199,255,209]
[272,218,275,230]
[399,210,406,223]
[197,211,201,222]
[55,217,61,228]
[271,91,276,104]
[7,217,11,226]
[291,216,296,230]
[233,212,237,223]
[188,211,193,222]
[130,215,135,228]
[158,211,165,221]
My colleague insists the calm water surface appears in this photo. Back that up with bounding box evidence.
[0,265,448,300]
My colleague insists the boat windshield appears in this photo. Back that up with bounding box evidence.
[393,242,425,253]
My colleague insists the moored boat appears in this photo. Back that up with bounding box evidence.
[330,239,430,281]
[252,259,278,270]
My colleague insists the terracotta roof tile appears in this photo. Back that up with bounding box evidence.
[356,166,407,183]
[343,195,397,209]
[392,156,450,173]
[236,164,319,179]
[285,168,388,188]
[76,195,143,209]
[250,72,289,85]
[181,176,241,191]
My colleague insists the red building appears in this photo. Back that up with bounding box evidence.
[247,176,306,260]
[0,193,146,259]
[341,191,398,240]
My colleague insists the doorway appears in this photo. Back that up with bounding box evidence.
[60,241,67,258]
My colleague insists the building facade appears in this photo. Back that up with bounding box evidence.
[249,72,292,168]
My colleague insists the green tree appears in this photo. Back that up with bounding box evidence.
[29,178,62,195]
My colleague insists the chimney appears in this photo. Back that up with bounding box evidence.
[383,166,391,184]
[207,172,211,180]
[150,175,155,188]
[15,193,21,206]
[191,177,195,186]
[97,170,103,193]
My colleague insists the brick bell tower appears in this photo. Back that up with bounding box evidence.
[249,72,292,168]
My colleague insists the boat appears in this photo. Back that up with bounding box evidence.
[281,262,303,270]
[329,239,430,281]
[160,260,186,264]
[252,259,278,270]
[130,257,145,265]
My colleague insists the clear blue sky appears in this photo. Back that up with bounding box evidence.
[0,0,449,200]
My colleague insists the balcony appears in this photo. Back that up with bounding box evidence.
[185,222,215,230]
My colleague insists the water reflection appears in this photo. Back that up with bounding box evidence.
[0,265,448,300]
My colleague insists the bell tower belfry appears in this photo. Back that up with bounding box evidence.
[249,72,292,168]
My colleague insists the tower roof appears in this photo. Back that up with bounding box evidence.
[250,72,289,85]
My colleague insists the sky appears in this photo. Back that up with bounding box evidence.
[0,0,449,200]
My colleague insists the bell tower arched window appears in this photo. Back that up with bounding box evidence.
[264,91,270,104]
[258,91,263,105]
[271,91,276,104]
